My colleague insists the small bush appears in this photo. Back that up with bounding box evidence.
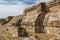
[0,18,5,23]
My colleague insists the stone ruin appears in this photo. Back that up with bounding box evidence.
[0,0,60,40]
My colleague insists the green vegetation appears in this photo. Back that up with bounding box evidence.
[0,18,5,23]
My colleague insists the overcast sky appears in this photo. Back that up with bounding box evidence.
[0,0,52,18]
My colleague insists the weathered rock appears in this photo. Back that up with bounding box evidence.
[21,3,49,33]
[0,0,60,40]
[43,6,60,40]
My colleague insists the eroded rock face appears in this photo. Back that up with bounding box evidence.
[18,27,28,37]
[0,0,60,40]
[21,3,49,33]
[43,12,60,39]
[43,12,60,27]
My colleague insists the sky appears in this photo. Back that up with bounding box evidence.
[0,0,52,18]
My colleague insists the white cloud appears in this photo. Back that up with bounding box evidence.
[0,0,32,18]
[0,3,30,18]
[40,0,53,2]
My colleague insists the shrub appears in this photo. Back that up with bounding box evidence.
[0,18,5,23]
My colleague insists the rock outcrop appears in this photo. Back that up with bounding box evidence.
[0,0,60,40]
